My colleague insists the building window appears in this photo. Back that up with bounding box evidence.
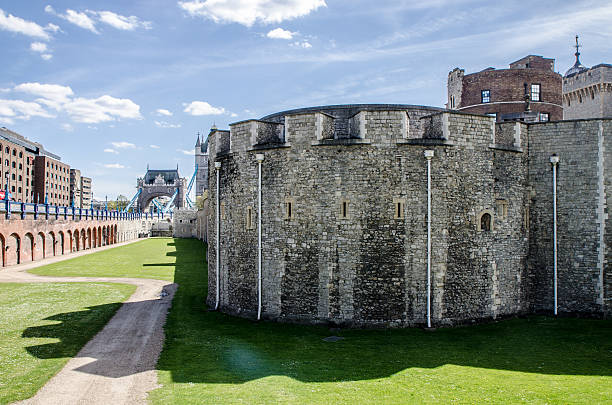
[495,199,508,219]
[246,206,254,230]
[12,149,16,156]
[477,210,494,232]
[393,198,406,219]
[539,113,549,122]
[4,147,8,153]
[450,96,455,109]
[11,161,15,168]
[481,90,491,103]
[18,163,22,170]
[18,187,21,193]
[531,84,541,101]
[19,151,22,158]
[285,198,295,220]
[339,199,350,219]
[18,175,21,181]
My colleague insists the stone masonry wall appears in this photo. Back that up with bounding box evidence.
[528,119,609,315]
[208,105,535,327]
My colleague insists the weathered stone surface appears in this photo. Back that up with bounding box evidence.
[207,103,611,327]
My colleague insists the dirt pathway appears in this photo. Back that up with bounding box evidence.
[0,241,176,405]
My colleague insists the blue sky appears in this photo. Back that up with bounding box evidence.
[0,0,610,200]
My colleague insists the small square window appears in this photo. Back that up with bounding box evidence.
[531,84,541,101]
[539,113,549,122]
[481,90,491,103]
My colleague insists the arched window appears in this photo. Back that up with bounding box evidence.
[477,210,494,232]
[481,213,491,231]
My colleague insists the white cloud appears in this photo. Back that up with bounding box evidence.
[178,0,326,26]
[267,27,294,39]
[64,95,142,123]
[41,54,53,60]
[46,6,98,33]
[0,99,55,120]
[30,42,47,52]
[8,82,142,124]
[178,149,194,156]
[64,9,98,33]
[104,148,119,154]
[46,23,60,33]
[14,82,73,109]
[156,108,173,116]
[97,11,152,30]
[0,8,52,40]
[104,163,125,169]
[150,144,160,149]
[110,141,136,149]
[184,101,226,116]
[155,120,182,128]
[291,40,312,48]
[61,123,74,132]
[46,6,152,33]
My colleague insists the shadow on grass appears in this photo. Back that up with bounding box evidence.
[157,239,612,384]
[23,302,123,360]
[20,238,612,383]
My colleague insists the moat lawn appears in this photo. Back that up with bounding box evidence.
[30,237,177,281]
[0,282,135,404]
[25,238,612,404]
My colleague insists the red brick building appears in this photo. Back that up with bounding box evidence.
[33,155,70,205]
[447,55,563,122]
[1,127,37,203]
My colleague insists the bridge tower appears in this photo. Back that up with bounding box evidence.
[195,129,210,197]
[136,166,186,212]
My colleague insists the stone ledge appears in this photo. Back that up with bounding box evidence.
[248,143,292,152]
[488,143,524,153]
[311,139,372,146]
[396,139,455,146]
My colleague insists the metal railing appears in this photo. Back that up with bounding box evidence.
[0,200,173,221]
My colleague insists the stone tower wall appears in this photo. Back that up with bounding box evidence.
[563,65,612,120]
[528,119,611,316]
[207,106,536,327]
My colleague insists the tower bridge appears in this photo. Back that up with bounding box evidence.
[135,167,187,213]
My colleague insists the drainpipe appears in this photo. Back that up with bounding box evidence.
[255,154,265,320]
[215,161,222,310]
[550,155,559,316]
[424,150,434,328]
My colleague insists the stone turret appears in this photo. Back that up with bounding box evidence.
[194,131,209,197]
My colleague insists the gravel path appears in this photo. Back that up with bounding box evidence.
[0,241,176,405]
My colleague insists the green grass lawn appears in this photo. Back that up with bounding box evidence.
[0,282,135,404]
[149,238,612,404]
[22,237,612,404]
[30,238,178,281]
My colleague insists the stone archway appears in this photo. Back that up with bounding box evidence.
[59,231,65,255]
[37,232,45,259]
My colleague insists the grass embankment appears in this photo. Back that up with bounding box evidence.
[24,237,612,403]
[149,239,612,404]
[0,282,135,404]
[30,238,177,281]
